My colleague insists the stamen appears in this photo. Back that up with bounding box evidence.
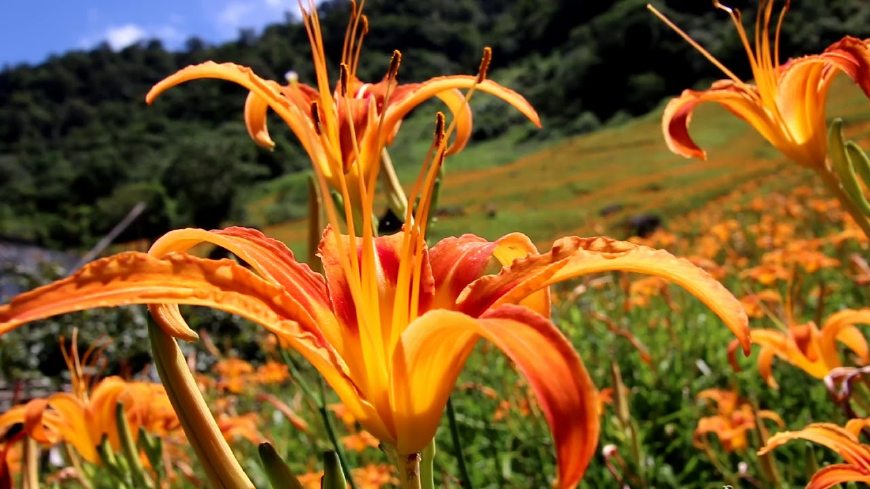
[386,50,402,81]
[433,112,446,147]
[477,46,493,83]
[339,63,350,96]
[310,101,322,135]
[351,15,369,77]
[647,4,743,84]
[773,0,790,69]
[341,0,358,65]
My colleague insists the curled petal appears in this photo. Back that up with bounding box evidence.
[146,62,320,159]
[760,423,870,469]
[244,91,276,149]
[806,464,870,489]
[458,236,750,353]
[392,305,597,488]
[662,81,781,161]
[382,75,541,148]
[819,309,870,367]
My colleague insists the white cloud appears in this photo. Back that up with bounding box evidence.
[105,24,147,50]
[217,2,255,30]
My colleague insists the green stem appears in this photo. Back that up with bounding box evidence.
[819,166,870,238]
[115,404,152,488]
[148,322,255,489]
[420,440,436,489]
[318,379,359,489]
[446,397,474,488]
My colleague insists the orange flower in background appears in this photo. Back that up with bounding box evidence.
[146,0,540,211]
[342,431,380,452]
[760,419,870,489]
[730,309,870,388]
[739,289,782,319]
[215,358,255,394]
[216,413,265,445]
[0,338,180,465]
[694,389,783,452]
[255,361,290,385]
[353,464,398,489]
[649,1,870,170]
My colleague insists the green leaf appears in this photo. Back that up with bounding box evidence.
[258,442,305,489]
[321,451,348,489]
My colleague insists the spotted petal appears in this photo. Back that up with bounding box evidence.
[458,236,750,353]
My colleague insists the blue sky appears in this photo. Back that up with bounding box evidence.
[0,0,307,67]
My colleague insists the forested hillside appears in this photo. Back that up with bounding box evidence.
[1,0,867,247]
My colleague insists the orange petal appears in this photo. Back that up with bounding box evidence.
[244,91,276,149]
[429,234,498,309]
[44,393,98,464]
[382,75,541,149]
[806,464,870,489]
[760,423,870,469]
[458,236,750,354]
[0,252,319,343]
[146,62,319,158]
[392,305,597,488]
[819,309,870,367]
[148,227,340,348]
[662,81,781,160]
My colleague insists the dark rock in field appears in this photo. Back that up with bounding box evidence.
[624,213,662,238]
[598,203,624,216]
[483,203,498,219]
[434,205,466,218]
[378,207,404,234]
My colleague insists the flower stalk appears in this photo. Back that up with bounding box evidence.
[147,322,255,489]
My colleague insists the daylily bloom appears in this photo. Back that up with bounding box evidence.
[146,0,540,212]
[0,131,750,487]
[694,388,783,452]
[760,419,870,489]
[729,309,870,388]
[0,338,180,465]
[649,1,870,170]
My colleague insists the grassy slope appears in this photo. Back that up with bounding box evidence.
[256,80,870,250]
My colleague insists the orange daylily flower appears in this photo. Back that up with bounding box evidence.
[146,0,540,210]
[730,309,870,388]
[0,372,179,465]
[760,419,870,489]
[694,389,783,452]
[650,1,870,170]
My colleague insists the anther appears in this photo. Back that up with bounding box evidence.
[477,46,492,83]
[387,50,402,81]
[361,15,369,35]
[310,101,322,135]
[339,63,350,96]
[433,112,446,147]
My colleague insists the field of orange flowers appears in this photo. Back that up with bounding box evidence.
[0,1,868,488]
